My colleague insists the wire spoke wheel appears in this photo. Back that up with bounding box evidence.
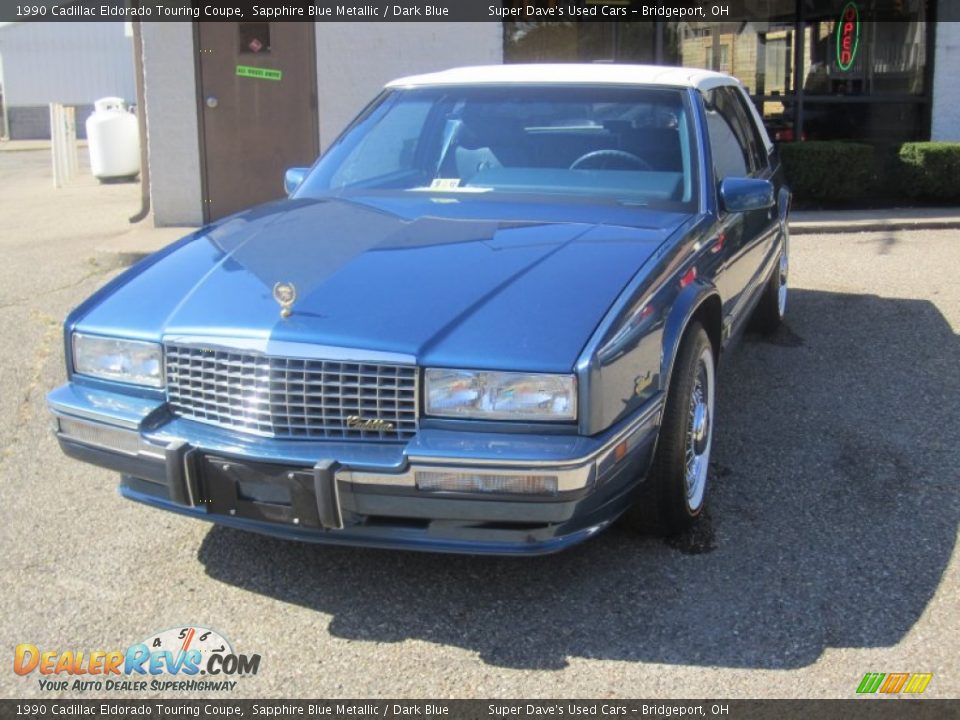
[684,347,714,513]
[624,322,716,535]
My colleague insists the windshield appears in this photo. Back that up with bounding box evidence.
[296,85,698,210]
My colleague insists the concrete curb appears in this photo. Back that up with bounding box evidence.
[789,207,960,235]
[790,219,960,235]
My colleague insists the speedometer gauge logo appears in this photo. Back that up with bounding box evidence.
[141,626,234,672]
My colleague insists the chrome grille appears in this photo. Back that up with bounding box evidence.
[164,344,418,441]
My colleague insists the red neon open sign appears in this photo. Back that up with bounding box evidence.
[836,1,861,71]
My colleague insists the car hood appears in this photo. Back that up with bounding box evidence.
[76,196,688,372]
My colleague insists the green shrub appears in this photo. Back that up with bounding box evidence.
[778,141,875,203]
[897,142,960,200]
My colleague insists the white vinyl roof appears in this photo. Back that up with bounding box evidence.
[386,64,739,92]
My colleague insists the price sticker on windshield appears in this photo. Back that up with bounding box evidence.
[429,178,461,190]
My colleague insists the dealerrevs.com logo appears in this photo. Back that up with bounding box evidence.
[14,626,261,693]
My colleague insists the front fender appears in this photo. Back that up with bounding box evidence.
[574,214,717,436]
[659,280,721,397]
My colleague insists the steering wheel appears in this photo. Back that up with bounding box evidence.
[570,149,652,171]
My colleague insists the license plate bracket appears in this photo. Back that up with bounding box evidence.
[199,455,322,528]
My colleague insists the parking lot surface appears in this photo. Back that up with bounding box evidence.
[1,150,957,698]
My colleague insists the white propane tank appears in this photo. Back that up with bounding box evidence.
[85,97,140,181]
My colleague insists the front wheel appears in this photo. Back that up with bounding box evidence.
[626,322,716,535]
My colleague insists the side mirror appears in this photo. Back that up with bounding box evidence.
[719,177,775,213]
[284,167,309,196]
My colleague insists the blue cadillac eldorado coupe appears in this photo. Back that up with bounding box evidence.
[48,65,790,555]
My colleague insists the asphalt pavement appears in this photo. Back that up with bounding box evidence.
[0,150,957,699]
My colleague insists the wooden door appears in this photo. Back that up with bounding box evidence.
[197,22,318,221]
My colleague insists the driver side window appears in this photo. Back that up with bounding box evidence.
[703,87,753,181]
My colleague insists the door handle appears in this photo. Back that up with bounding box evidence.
[205,96,219,109]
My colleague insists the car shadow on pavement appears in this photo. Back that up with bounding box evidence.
[197,288,959,670]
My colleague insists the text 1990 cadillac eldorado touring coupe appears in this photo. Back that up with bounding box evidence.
[48,65,790,555]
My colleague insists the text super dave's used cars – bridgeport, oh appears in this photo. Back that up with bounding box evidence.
[49,65,790,555]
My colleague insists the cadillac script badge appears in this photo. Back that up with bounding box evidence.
[346,416,395,432]
[272,282,297,318]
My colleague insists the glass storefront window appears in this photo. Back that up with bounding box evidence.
[504,22,582,63]
[502,1,933,143]
[803,19,926,97]
[504,18,653,64]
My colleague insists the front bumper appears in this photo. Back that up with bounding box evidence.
[49,383,661,555]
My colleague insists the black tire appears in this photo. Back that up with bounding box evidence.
[625,322,716,535]
[751,238,789,334]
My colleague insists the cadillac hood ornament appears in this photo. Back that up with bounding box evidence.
[272,282,297,318]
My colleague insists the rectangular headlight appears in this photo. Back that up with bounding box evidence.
[72,333,164,388]
[424,369,576,422]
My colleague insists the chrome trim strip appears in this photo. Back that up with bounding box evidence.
[181,443,196,506]
[163,335,416,365]
[332,468,344,529]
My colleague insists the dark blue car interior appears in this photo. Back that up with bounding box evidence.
[303,84,696,209]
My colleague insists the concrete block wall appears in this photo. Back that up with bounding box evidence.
[931,17,960,141]
[315,22,503,151]
[140,22,204,227]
